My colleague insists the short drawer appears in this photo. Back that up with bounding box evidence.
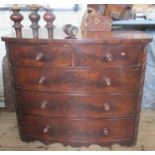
[13,67,141,93]
[22,115,134,142]
[16,90,138,118]
[9,44,72,67]
[74,45,141,68]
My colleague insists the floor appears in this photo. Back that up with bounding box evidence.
[0,110,155,151]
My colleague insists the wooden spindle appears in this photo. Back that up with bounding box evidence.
[43,5,55,39]
[10,4,23,38]
[28,5,40,38]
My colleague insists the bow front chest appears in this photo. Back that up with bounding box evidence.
[2,30,152,146]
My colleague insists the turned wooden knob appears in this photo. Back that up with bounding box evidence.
[102,128,109,136]
[104,53,113,62]
[38,76,46,84]
[10,5,23,38]
[43,125,50,133]
[36,53,43,61]
[103,103,111,111]
[104,78,111,87]
[28,5,40,38]
[40,101,48,109]
[100,77,112,87]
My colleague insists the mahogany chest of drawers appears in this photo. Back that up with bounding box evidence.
[2,30,152,147]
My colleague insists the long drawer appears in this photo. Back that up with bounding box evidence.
[9,44,72,67]
[21,115,134,142]
[16,90,138,118]
[13,67,141,93]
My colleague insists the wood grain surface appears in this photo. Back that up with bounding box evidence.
[16,90,138,118]
[0,110,154,150]
[1,30,152,146]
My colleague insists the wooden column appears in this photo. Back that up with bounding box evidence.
[43,6,56,39]
[10,5,23,38]
[29,5,40,38]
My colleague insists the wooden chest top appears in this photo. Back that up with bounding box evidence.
[2,29,152,44]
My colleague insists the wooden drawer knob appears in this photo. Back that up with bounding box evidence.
[104,53,113,62]
[40,101,47,109]
[36,53,43,61]
[121,52,126,56]
[100,77,111,87]
[43,125,50,133]
[104,78,111,87]
[38,76,46,84]
[102,128,109,136]
[103,102,111,111]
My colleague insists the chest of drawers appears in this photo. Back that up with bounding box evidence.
[2,30,152,146]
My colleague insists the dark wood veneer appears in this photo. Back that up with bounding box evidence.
[22,114,134,143]
[1,30,152,147]
[74,44,141,68]
[16,90,138,118]
[9,44,72,67]
[13,67,141,93]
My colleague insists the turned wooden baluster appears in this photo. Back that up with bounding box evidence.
[43,5,56,39]
[28,5,40,38]
[10,5,23,38]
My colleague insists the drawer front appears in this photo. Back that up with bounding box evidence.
[74,45,140,68]
[22,115,134,142]
[16,90,138,118]
[9,44,72,67]
[14,67,140,93]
